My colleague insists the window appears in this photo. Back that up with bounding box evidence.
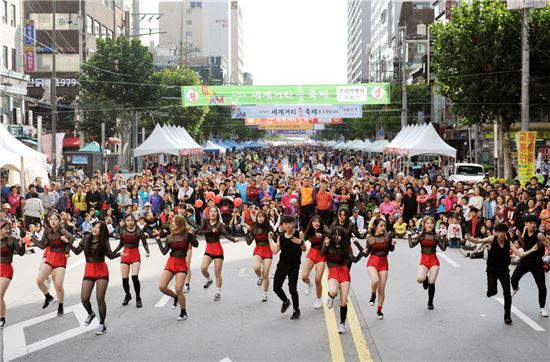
[2,46,7,69]
[86,15,93,33]
[102,25,108,38]
[185,31,192,37]
[30,13,79,30]
[36,54,79,72]
[11,48,15,71]
[10,4,15,27]
[94,20,100,35]
[2,1,6,24]
[186,20,192,25]
[186,8,192,14]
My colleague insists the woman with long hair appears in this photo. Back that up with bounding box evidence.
[156,215,198,321]
[182,205,199,293]
[244,210,273,302]
[70,221,120,335]
[0,221,25,328]
[113,214,150,308]
[408,216,447,310]
[33,213,75,316]
[322,226,358,334]
[363,218,396,320]
[301,215,326,309]
[198,207,239,301]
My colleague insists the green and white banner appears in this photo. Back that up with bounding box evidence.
[181,83,390,107]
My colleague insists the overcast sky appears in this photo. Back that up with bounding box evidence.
[142,0,348,85]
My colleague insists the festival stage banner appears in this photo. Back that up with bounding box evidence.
[516,131,536,186]
[181,83,390,107]
[231,105,362,119]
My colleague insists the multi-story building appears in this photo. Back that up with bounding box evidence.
[158,0,245,84]
[1,0,30,124]
[347,0,370,83]
[243,71,252,85]
[23,0,130,131]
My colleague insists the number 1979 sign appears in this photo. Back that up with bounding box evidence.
[181,83,390,107]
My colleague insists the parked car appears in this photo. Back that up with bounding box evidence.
[449,163,486,183]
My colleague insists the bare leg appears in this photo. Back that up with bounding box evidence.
[0,277,11,319]
[314,262,325,299]
[262,259,272,291]
[301,258,314,286]
[158,270,176,298]
[213,258,224,289]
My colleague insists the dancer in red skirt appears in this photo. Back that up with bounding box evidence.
[70,221,120,335]
[362,218,396,320]
[113,214,150,307]
[198,207,238,301]
[244,211,273,301]
[0,221,25,328]
[301,215,327,309]
[156,215,198,321]
[408,216,447,310]
[322,226,359,334]
[33,213,75,316]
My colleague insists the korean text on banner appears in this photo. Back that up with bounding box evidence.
[516,131,536,186]
[182,83,390,107]
[231,105,363,119]
[258,124,314,131]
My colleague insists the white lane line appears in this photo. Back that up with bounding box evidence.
[437,252,461,268]
[493,297,546,332]
[155,295,171,308]
[2,304,98,362]
[66,258,85,272]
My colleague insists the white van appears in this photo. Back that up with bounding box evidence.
[448,163,486,183]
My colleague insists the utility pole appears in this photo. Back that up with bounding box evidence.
[400,25,407,129]
[51,0,57,179]
[520,7,529,131]
[77,0,84,149]
[179,0,184,67]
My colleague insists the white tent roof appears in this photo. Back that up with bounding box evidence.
[350,139,372,150]
[134,124,183,157]
[367,140,389,153]
[202,140,226,153]
[164,125,203,155]
[402,123,456,158]
[394,124,428,155]
[0,124,49,188]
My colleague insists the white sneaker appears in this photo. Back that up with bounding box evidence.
[512,287,520,297]
[256,277,263,287]
[338,323,346,334]
[95,324,107,335]
[541,308,549,317]
[214,292,221,301]
[327,297,334,309]
[305,283,312,296]
[313,299,323,309]
[261,293,268,302]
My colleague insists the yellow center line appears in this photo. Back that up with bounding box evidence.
[321,271,345,362]
[347,298,373,362]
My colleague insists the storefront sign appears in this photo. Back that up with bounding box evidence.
[182,83,390,107]
[516,131,536,186]
[28,78,79,87]
[24,46,36,72]
[231,104,362,119]
[24,20,36,45]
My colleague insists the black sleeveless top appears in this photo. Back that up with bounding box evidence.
[486,236,510,272]
[521,231,544,265]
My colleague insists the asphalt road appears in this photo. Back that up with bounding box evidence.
[1,237,548,362]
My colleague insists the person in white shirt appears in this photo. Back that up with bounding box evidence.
[467,187,484,214]
[40,185,57,215]
[23,193,44,226]
[447,216,463,248]
[349,207,366,234]
[177,180,194,205]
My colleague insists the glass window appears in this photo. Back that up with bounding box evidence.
[185,31,192,37]
[94,20,100,35]
[86,15,93,33]
[186,20,192,25]
[11,48,16,71]
[186,8,192,14]
[2,1,7,24]
[2,46,7,68]
[30,13,79,30]
[36,54,80,72]
[10,4,15,27]
[102,25,108,38]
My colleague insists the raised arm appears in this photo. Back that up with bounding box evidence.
[408,233,420,248]
[220,224,238,243]
[511,242,540,258]
[269,233,281,255]
[32,231,49,249]
[188,233,199,248]
[70,236,86,255]
[538,233,550,248]
[9,237,25,256]
[466,235,494,244]
[156,236,170,255]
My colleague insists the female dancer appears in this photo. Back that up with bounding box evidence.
[326,208,365,270]
[113,214,150,308]
[0,221,25,328]
[322,226,358,334]
[70,221,120,335]
[408,216,446,310]
[33,213,75,316]
[301,215,326,309]
[362,218,396,320]
[156,215,198,320]
[244,211,273,302]
[183,205,199,293]
[198,207,239,301]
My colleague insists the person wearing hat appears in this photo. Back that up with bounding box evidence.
[116,185,132,209]
[1,204,15,225]
[349,208,366,235]
[149,186,163,215]
[511,214,550,317]
[466,222,542,324]
[0,221,26,328]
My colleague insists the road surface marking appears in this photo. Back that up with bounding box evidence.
[347,299,373,362]
[66,258,85,272]
[321,272,345,362]
[155,295,171,308]
[493,297,546,332]
[437,252,461,268]
[2,303,98,362]
[219,358,232,362]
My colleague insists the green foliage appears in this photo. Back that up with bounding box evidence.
[316,83,430,140]
[78,37,158,137]
[201,106,265,141]
[149,68,208,139]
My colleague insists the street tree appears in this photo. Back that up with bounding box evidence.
[431,0,550,180]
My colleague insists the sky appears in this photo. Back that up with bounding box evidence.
[142,0,348,85]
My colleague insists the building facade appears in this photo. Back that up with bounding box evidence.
[347,0,370,83]
[1,0,30,125]
[158,0,244,84]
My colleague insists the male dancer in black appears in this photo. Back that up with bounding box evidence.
[269,215,305,320]
[511,214,549,317]
[467,223,541,324]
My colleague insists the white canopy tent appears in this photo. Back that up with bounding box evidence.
[134,124,183,157]
[0,124,49,189]
[367,140,389,153]
[202,140,226,153]
[400,123,456,158]
[164,125,203,155]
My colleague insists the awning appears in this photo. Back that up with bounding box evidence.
[63,137,80,148]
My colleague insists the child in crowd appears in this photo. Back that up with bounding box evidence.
[393,216,407,238]
[80,213,93,234]
[447,215,463,248]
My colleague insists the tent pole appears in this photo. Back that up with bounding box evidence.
[20,156,25,192]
